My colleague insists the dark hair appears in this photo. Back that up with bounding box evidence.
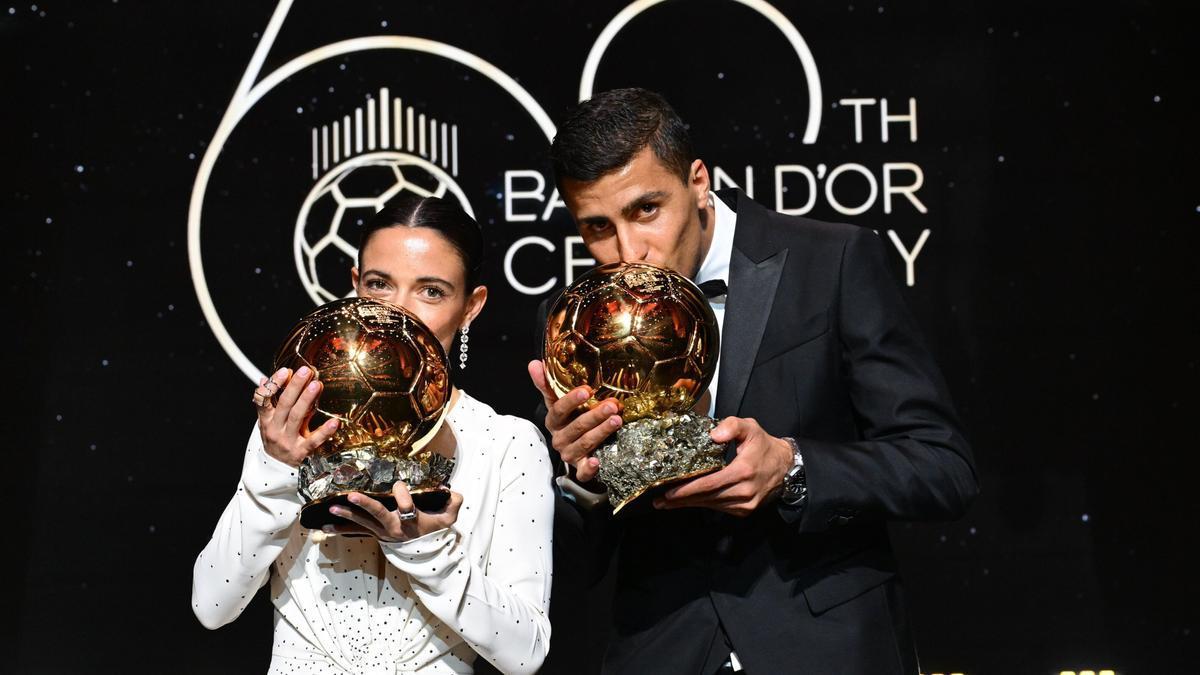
[550,87,694,186]
[358,193,484,289]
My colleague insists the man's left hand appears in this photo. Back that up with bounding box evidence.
[654,416,793,517]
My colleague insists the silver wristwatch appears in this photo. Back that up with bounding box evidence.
[780,437,808,508]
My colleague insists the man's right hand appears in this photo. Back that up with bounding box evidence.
[527,359,622,482]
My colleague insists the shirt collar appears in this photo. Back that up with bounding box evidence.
[694,190,737,286]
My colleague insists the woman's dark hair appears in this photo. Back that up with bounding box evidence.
[549,87,694,186]
[358,193,484,289]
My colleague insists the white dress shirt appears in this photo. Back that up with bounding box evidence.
[192,391,554,675]
[692,191,744,672]
[692,191,738,418]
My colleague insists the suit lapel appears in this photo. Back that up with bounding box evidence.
[715,204,788,419]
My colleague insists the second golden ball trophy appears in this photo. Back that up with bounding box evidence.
[543,262,725,513]
[273,297,453,529]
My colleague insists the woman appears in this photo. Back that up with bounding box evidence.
[192,194,554,675]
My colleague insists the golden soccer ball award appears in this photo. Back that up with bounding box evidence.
[544,262,725,513]
[273,298,453,528]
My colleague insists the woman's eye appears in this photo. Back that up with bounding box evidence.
[421,286,446,299]
[365,279,388,290]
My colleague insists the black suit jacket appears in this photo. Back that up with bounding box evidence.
[543,189,978,675]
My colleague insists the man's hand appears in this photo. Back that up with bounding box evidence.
[528,359,622,482]
[654,417,793,517]
[324,481,463,542]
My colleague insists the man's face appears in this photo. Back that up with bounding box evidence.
[561,147,712,279]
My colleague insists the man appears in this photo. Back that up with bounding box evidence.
[527,88,978,674]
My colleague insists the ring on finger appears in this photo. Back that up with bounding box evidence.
[396,508,417,522]
[251,391,270,408]
[262,379,281,394]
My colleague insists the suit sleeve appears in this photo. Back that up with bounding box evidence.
[532,293,568,478]
[533,292,622,587]
[780,227,979,532]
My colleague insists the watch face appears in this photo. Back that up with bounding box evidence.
[786,465,804,484]
[782,484,807,507]
[782,463,807,507]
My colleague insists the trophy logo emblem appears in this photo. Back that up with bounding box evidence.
[187,0,556,385]
[295,88,473,305]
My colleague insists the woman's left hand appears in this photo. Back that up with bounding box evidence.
[325,481,462,542]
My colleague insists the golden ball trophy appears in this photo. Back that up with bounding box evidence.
[543,262,725,513]
[273,298,452,529]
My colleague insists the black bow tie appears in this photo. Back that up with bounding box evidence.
[697,279,728,298]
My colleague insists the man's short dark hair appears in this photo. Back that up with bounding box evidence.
[550,87,694,186]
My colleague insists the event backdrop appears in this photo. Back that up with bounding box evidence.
[4,1,1197,673]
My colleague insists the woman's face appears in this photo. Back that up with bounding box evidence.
[351,226,487,355]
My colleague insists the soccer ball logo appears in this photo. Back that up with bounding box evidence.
[293,151,474,305]
[543,262,720,422]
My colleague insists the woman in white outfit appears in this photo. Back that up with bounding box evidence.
[192,194,554,675]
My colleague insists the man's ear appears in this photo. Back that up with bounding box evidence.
[690,159,710,208]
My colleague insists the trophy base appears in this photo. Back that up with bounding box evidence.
[597,412,727,515]
[299,488,452,529]
[607,465,724,518]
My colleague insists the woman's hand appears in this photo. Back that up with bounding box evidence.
[325,481,463,542]
[252,366,340,468]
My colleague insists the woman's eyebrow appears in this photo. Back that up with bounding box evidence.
[416,275,456,291]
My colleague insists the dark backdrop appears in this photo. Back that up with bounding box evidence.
[3,1,1197,673]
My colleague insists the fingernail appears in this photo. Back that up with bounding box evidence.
[297,366,310,378]
[322,525,335,533]
[324,418,339,429]
[609,416,621,427]
[307,381,319,393]
[329,506,344,516]
[653,499,665,509]
[589,457,600,467]
[575,389,589,402]
[275,367,288,378]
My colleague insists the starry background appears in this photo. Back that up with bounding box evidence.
[2,1,1198,673]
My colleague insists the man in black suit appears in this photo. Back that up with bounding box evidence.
[527,88,978,674]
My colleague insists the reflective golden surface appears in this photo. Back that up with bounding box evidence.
[543,262,719,423]
[274,297,450,451]
[273,298,452,527]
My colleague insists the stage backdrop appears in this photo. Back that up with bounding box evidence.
[4,1,1197,673]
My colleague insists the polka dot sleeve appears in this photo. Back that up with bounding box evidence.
[380,419,555,675]
[191,425,303,629]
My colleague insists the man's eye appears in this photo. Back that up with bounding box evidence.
[638,203,658,216]
[589,221,613,233]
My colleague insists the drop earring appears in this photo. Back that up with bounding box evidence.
[458,325,469,370]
